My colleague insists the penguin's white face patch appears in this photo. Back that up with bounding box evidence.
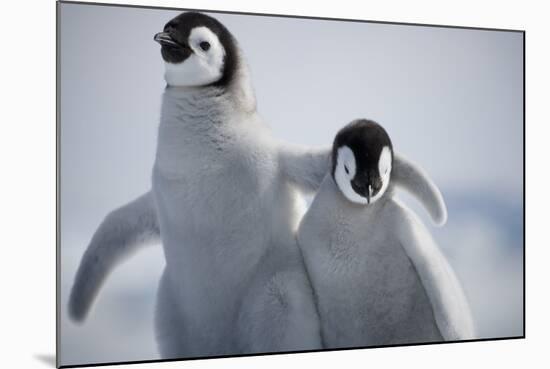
[370,146,392,203]
[164,27,226,87]
[334,146,369,205]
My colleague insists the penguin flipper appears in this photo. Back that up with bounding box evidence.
[392,152,448,226]
[278,144,331,193]
[390,200,475,340]
[68,191,160,322]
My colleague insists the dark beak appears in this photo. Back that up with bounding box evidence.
[351,177,371,204]
[154,31,180,47]
[366,186,371,204]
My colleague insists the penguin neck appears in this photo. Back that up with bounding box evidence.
[162,85,228,121]
[161,47,256,120]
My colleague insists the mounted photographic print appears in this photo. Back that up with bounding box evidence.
[57,0,525,367]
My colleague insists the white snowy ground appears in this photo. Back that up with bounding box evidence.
[59,191,523,366]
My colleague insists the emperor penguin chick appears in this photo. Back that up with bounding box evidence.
[297,119,475,348]
[150,12,325,358]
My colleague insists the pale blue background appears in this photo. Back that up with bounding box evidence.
[59,2,523,366]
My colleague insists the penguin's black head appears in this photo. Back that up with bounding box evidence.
[154,12,237,87]
[332,119,393,205]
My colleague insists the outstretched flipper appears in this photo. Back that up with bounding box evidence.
[68,191,160,322]
[391,199,475,340]
[392,152,448,226]
[277,143,331,193]
[278,144,447,226]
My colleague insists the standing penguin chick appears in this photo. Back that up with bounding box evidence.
[298,119,475,348]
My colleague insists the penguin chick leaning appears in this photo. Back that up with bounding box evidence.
[298,119,475,348]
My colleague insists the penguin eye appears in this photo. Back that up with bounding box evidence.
[344,165,350,175]
[199,41,211,51]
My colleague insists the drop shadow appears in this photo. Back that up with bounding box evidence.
[34,353,56,367]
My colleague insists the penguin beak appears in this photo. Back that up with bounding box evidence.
[351,178,371,204]
[156,30,193,63]
[366,186,371,204]
[154,32,180,47]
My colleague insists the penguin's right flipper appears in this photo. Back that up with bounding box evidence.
[68,191,160,322]
[277,143,331,193]
[392,152,448,226]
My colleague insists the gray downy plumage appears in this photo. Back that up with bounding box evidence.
[297,121,475,349]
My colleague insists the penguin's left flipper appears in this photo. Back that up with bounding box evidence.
[392,152,448,226]
[390,200,476,341]
[68,191,160,323]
